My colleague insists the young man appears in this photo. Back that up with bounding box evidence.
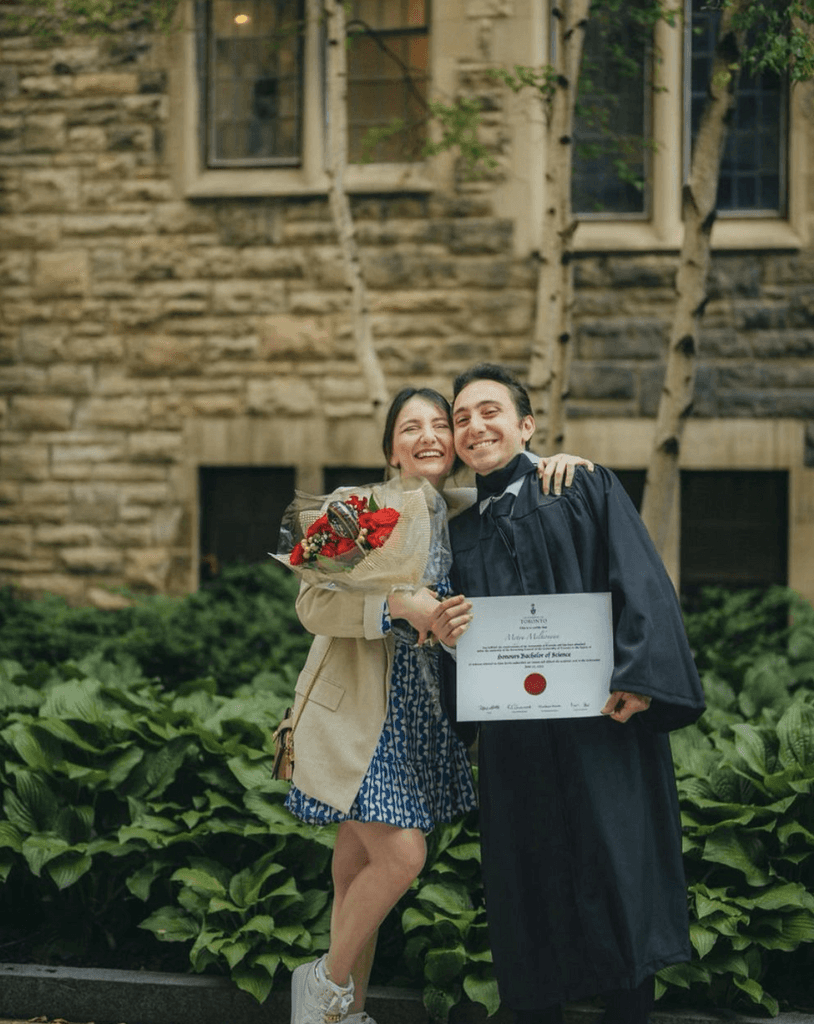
[433,364,705,1024]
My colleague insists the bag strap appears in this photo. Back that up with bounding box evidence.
[286,635,337,738]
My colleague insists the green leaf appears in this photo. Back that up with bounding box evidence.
[139,906,200,942]
[416,881,471,915]
[238,914,276,938]
[463,971,500,1016]
[736,881,814,912]
[777,819,814,846]
[777,700,814,769]
[270,924,307,945]
[689,922,717,959]
[0,851,16,883]
[252,951,281,976]
[172,865,228,896]
[47,851,93,889]
[779,910,814,944]
[221,938,253,969]
[730,724,768,776]
[443,842,481,863]
[231,962,274,1004]
[0,821,23,853]
[102,746,145,788]
[21,834,70,877]
[3,722,61,772]
[126,860,172,901]
[4,771,59,832]
[207,896,242,913]
[227,754,279,792]
[732,975,778,1015]
[738,654,793,718]
[702,830,770,886]
[229,852,286,908]
[40,679,107,724]
[423,983,459,1022]
[425,946,467,986]
[402,906,435,933]
[189,927,225,970]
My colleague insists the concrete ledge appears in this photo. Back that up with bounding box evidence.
[0,964,812,1024]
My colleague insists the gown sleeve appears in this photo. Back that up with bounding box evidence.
[580,467,706,732]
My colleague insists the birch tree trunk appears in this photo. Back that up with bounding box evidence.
[323,0,390,424]
[640,1,748,553]
[528,0,590,450]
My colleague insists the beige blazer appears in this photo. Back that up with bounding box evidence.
[289,482,476,814]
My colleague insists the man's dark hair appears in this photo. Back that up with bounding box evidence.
[453,363,533,420]
[381,386,454,466]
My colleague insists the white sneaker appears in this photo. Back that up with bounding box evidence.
[291,955,355,1024]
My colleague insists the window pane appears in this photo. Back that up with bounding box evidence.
[685,0,786,215]
[572,2,650,217]
[207,0,304,168]
[199,466,296,578]
[323,467,385,492]
[680,470,788,595]
[347,0,430,163]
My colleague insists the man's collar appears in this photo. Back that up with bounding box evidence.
[476,451,539,513]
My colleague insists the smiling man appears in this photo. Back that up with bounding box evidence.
[434,364,706,1024]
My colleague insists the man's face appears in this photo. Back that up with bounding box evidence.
[452,379,535,475]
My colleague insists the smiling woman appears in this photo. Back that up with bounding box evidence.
[384,389,456,487]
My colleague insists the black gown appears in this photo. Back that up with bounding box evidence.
[448,455,705,1011]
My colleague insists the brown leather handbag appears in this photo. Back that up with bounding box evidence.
[271,707,296,781]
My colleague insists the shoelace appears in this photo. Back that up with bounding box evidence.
[316,983,354,1022]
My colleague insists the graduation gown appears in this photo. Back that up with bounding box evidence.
[448,455,705,1011]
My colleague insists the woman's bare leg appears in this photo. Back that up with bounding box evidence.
[325,821,426,994]
[330,823,378,1012]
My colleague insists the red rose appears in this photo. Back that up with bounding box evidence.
[320,541,338,558]
[306,514,329,538]
[335,537,357,554]
[346,495,368,512]
[290,543,305,566]
[365,524,397,549]
[359,507,399,530]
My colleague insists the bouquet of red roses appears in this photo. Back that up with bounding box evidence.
[273,477,451,593]
[288,492,400,568]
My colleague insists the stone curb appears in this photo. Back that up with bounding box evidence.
[0,964,812,1024]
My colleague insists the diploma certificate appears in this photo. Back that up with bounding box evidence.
[456,593,614,721]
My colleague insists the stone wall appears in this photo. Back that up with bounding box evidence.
[1,12,814,603]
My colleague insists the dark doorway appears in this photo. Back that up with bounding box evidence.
[612,469,646,511]
[680,470,788,593]
[199,465,296,579]
[323,466,384,492]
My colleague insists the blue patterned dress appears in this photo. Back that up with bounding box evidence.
[285,579,477,833]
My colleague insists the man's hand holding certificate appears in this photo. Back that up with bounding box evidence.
[453,593,614,721]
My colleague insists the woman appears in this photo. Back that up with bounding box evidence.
[285,387,589,1024]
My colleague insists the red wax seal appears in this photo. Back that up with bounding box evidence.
[524,673,547,695]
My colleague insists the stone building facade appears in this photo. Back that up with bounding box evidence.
[1,0,814,606]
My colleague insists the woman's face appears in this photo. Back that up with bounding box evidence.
[388,396,455,487]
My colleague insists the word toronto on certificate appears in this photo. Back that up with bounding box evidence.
[456,593,614,721]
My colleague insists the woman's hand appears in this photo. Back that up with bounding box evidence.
[388,588,444,645]
[537,453,595,495]
[429,594,473,648]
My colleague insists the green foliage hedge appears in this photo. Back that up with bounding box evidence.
[1,575,813,1019]
[0,563,311,695]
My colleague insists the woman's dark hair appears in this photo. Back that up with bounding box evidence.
[382,386,454,466]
